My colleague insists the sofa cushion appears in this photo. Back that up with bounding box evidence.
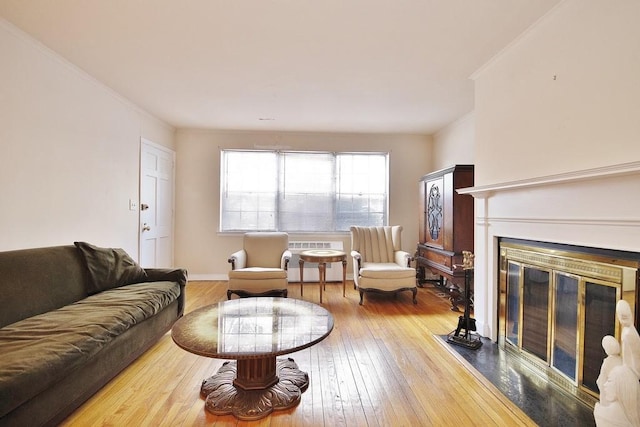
[74,241,148,294]
[0,246,87,329]
[0,281,180,418]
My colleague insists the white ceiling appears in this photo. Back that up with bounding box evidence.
[0,0,561,134]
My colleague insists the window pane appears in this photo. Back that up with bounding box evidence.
[220,150,388,232]
[336,153,387,230]
[279,152,334,232]
[221,151,277,231]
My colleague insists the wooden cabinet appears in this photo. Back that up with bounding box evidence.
[416,165,474,306]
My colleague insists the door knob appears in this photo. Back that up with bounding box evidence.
[142,223,151,232]
[141,203,149,211]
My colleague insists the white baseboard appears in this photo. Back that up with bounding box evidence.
[186,273,356,281]
[187,273,228,281]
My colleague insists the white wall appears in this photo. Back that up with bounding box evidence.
[432,112,475,171]
[474,0,640,186]
[468,0,640,340]
[0,19,175,257]
[175,129,432,278]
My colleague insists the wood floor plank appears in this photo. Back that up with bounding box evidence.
[60,280,536,427]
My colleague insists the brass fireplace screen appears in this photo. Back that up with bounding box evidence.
[498,239,640,404]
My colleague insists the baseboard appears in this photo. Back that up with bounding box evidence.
[187,274,227,281]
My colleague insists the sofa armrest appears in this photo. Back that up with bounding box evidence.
[142,268,188,316]
[143,268,188,287]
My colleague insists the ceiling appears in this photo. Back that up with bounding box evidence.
[0,0,561,134]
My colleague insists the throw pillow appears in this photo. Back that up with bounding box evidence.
[74,241,148,295]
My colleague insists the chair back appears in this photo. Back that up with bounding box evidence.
[350,226,403,263]
[244,232,289,268]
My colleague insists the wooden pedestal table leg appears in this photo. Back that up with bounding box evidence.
[200,356,310,421]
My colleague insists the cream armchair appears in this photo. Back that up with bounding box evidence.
[227,232,292,299]
[350,226,417,305]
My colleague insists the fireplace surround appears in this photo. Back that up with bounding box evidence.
[458,161,640,407]
[498,238,640,405]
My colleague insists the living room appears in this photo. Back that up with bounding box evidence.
[1,1,639,425]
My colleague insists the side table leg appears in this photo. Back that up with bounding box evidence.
[342,259,347,297]
[318,263,326,303]
[299,259,304,298]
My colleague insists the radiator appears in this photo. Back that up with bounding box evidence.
[287,241,344,282]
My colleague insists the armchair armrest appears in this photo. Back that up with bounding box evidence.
[351,250,363,270]
[228,249,247,270]
[395,250,414,268]
[281,249,292,270]
[350,250,362,288]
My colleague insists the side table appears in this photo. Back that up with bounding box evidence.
[298,249,347,303]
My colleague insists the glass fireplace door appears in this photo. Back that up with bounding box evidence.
[504,260,621,395]
[552,273,579,381]
[521,267,550,362]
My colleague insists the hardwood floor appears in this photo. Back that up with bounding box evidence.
[61,281,535,426]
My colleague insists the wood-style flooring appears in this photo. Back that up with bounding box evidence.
[61,281,536,426]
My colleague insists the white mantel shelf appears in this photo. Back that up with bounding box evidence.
[457,161,640,198]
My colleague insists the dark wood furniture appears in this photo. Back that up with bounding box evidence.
[171,297,334,420]
[416,164,474,310]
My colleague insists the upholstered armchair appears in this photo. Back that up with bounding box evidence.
[350,226,417,305]
[227,232,292,299]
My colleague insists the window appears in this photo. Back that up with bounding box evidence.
[220,149,388,232]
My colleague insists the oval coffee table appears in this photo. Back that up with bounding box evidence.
[171,297,334,420]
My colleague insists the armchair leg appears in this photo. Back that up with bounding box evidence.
[359,290,364,305]
[227,290,233,300]
[412,287,418,304]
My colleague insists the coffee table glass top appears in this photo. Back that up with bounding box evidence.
[172,297,334,359]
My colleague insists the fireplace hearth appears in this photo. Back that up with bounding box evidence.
[498,238,640,406]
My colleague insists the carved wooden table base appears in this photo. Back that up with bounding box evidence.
[200,357,309,421]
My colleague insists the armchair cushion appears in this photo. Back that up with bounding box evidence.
[360,263,415,280]
[228,267,288,280]
[243,232,289,267]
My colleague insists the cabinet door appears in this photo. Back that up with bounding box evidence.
[425,177,444,248]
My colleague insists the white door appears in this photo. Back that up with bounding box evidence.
[139,139,175,268]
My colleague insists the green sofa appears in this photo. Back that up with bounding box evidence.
[0,243,187,427]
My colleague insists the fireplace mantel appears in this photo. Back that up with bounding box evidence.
[458,160,640,349]
[457,161,640,198]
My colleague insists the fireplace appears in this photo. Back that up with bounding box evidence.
[498,238,640,406]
